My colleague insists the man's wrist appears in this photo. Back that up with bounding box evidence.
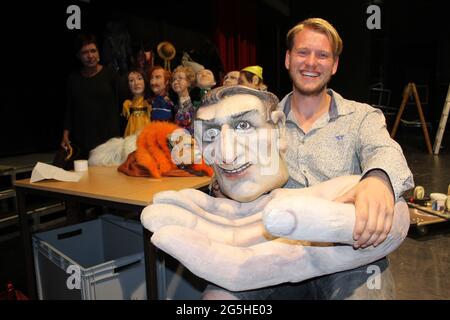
[362,169,395,200]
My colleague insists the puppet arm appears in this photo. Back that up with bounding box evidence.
[150,199,408,291]
[142,175,409,291]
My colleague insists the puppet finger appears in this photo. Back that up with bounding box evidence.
[263,195,356,244]
[141,203,270,246]
[153,190,264,225]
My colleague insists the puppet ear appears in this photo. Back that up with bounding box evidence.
[270,110,287,153]
[270,110,285,127]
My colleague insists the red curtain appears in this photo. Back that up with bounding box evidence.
[213,0,257,79]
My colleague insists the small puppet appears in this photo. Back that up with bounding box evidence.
[239,65,267,91]
[118,121,213,178]
[149,65,174,121]
[122,69,151,137]
[171,65,196,133]
[222,70,240,86]
[192,69,216,108]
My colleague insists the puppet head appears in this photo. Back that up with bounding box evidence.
[171,65,196,97]
[196,69,216,90]
[149,66,171,96]
[195,85,288,202]
[127,70,146,97]
[222,71,240,86]
[239,66,266,91]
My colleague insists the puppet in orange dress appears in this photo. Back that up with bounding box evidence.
[122,69,151,137]
[120,121,213,178]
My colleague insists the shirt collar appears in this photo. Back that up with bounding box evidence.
[281,89,355,121]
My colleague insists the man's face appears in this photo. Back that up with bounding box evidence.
[78,43,100,68]
[285,28,339,96]
[223,71,240,86]
[196,94,288,202]
[150,68,168,95]
[128,72,145,96]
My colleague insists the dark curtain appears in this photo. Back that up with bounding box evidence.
[213,0,257,80]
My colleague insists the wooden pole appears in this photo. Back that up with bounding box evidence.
[410,83,433,154]
[391,83,433,154]
[391,83,411,139]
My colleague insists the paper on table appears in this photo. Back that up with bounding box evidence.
[30,162,83,183]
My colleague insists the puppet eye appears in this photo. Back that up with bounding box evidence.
[235,121,252,131]
[203,128,220,142]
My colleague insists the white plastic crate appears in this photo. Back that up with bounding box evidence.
[32,214,146,300]
[158,253,207,300]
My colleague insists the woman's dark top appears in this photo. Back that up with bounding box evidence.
[64,66,121,158]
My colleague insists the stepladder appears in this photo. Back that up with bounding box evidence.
[390,82,433,154]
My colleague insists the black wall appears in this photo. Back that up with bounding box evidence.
[1,0,449,157]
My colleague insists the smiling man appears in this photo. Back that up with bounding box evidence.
[282,18,413,249]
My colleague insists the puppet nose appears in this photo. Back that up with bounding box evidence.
[220,125,237,164]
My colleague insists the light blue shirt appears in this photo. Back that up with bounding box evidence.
[280,89,414,200]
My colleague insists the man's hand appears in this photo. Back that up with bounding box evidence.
[334,174,395,249]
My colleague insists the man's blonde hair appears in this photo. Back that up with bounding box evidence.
[286,18,343,58]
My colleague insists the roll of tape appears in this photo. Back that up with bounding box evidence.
[74,160,89,172]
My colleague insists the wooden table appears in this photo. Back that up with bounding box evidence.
[15,166,211,300]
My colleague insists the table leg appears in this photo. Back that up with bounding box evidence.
[144,227,158,299]
[16,189,37,299]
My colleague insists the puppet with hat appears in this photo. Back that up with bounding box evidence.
[239,65,267,91]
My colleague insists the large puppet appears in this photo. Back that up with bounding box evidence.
[141,86,409,293]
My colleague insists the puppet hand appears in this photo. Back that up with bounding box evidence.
[141,189,273,246]
[141,175,407,291]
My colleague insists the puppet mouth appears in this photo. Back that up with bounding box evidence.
[218,162,252,175]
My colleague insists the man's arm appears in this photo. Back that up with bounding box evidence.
[335,109,414,248]
[357,109,414,200]
[62,77,73,149]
